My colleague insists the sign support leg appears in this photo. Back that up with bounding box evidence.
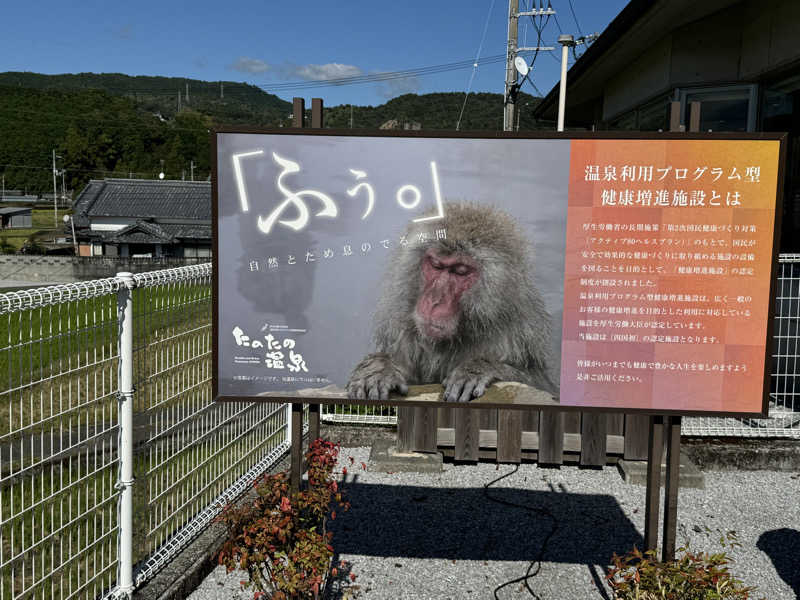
[644,415,664,552]
[662,415,682,561]
[290,402,303,493]
[309,403,320,445]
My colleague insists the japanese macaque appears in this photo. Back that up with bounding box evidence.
[347,203,557,402]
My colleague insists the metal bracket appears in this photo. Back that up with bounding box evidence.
[114,477,135,491]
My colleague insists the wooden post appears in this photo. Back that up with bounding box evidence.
[292,97,305,128]
[624,414,650,460]
[538,411,564,465]
[662,416,682,561]
[669,101,683,132]
[308,403,320,443]
[688,101,701,133]
[580,413,607,466]
[414,407,438,452]
[644,415,664,552]
[396,407,415,452]
[497,409,522,463]
[454,409,479,461]
[311,98,324,128]
[290,403,303,493]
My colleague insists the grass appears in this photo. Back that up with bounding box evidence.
[0,278,287,599]
[0,209,62,251]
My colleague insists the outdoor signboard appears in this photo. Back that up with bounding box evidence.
[212,130,785,417]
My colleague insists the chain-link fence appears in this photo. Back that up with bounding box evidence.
[0,265,295,600]
[682,255,800,437]
[1,254,798,600]
[323,257,800,439]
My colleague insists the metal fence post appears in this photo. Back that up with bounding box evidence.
[116,272,136,596]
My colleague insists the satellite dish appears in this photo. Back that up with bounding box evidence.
[159,172,165,180]
[514,56,529,77]
[62,214,70,223]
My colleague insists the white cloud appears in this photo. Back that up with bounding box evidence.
[286,62,363,82]
[228,57,270,74]
[376,76,421,99]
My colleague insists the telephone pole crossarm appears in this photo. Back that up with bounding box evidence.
[517,8,555,17]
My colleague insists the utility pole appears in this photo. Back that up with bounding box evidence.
[178,90,182,113]
[503,0,519,131]
[504,1,555,131]
[557,34,575,131]
[52,150,58,227]
[190,160,195,181]
[350,105,353,129]
[220,82,224,99]
[186,83,189,104]
[61,169,66,207]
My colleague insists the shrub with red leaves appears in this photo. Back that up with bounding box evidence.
[215,439,351,599]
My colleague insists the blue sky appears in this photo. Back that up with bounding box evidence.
[1,1,628,106]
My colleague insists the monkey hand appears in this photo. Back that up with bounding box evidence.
[347,353,409,401]
[443,359,508,402]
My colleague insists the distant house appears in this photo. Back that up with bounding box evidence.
[0,207,32,228]
[533,0,800,249]
[71,178,211,257]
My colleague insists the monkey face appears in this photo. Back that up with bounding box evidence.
[413,248,480,341]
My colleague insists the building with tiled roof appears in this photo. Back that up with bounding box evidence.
[71,178,211,257]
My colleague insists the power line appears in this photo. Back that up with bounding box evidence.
[567,0,584,37]
[257,51,541,92]
[456,0,497,131]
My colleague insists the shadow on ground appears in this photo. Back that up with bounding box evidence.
[328,478,642,566]
[757,528,800,598]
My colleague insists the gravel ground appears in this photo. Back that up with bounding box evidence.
[189,447,800,600]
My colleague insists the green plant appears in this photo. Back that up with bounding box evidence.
[607,530,759,600]
[216,439,351,599]
[0,235,14,254]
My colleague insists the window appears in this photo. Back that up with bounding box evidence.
[678,85,757,132]
[637,95,670,131]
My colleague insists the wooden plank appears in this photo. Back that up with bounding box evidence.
[564,411,581,433]
[442,448,538,462]
[522,408,539,433]
[396,406,415,452]
[436,428,623,455]
[311,98,324,128]
[479,409,498,429]
[497,409,522,463]
[688,101,701,133]
[669,100,682,132]
[662,416,682,562]
[437,406,455,428]
[608,413,624,436]
[413,407,437,452]
[538,411,564,465]
[580,413,607,467]
[624,414,651,460]
[454,409,479,461]
[644,416,664,552]
[292,97,305,128]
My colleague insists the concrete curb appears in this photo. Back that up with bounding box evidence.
[683,438,800,471]
[617,451,705,489]
[369,438,443,473]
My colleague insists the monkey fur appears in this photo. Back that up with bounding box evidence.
[346,202,558,402]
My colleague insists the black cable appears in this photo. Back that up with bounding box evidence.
[484,465,558,599]
[567,0,585,37]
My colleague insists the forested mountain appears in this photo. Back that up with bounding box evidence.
[0,72,291,124]
[325,91,541,131]
[0,72,543,195]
